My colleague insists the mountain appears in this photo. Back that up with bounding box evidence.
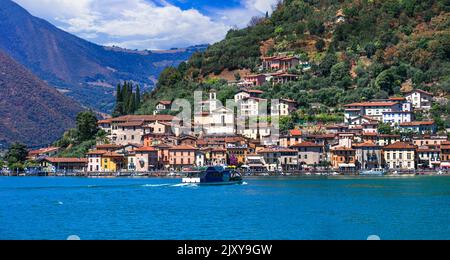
[140,0,449,128]
[0,0,206,112]
[0,50,83,148]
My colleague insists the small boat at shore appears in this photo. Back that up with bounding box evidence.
[360,168,387,176]
[182,166,243,185]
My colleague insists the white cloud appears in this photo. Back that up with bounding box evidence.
[13,0,278,50]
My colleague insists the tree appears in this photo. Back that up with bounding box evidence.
[135,85,141,110]
[5,143,28,169]
[76,111,98,142]
[377,123,393,135]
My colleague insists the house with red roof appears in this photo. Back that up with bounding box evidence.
[383,142,417,170]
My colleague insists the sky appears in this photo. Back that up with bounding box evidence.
[13,0,279,50]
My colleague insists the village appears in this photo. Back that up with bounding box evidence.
[14,55,450,176]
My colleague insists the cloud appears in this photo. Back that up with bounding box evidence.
[13,0,278,50]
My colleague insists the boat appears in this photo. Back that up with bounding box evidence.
[360,168,387,176]
[182,166,243,185]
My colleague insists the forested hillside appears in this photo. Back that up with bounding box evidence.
[139,0,449,129]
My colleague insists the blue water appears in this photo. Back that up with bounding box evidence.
[1,176,450,240]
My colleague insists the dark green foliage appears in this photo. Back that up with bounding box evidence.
[137,0,449,123]
[5,143,28,170]
[76,111,98,142]
[113,81,142,116]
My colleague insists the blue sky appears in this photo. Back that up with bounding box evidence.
[14,0,278,50]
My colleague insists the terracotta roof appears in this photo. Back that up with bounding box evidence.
[169,145,198,150]
[418,148,440,152]
[331,146,355,151]
[289,129,302,136]
[134,146,158,152]
[112,115,176,123]
[258,148,298,153]
[98,119,112,124]
[248,89,264,94]
[118,121,145,127]
[87,150,108,155]
[400,121,435,127]
[44,158,88,164]
[383,142,416,150]
[291,142,322,148]
[344,102,398,107]
[96,144,122,150]
[28,147,60,156]
[102,152,124,158]
[353,142,380,148]
[158,100,172,105]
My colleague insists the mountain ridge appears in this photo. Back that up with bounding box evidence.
[0,0,205,112]
[0,50,83,148]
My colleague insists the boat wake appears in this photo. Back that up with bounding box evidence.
[142,184,171,188]
[142,183,198,188]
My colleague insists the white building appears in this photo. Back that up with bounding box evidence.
[271,99,297,117]
[382,111,413,126]
[344,102,403,122]
[405,89,433,110]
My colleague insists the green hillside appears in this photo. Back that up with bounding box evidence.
[138,0,450,129]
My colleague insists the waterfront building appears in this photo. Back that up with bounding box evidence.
[290,142,324,167]
[441,142,450,169]
[258,148,298,171]
[417,147,441,169]
[87,150,107,172]
[245,154,267,171]
[226,143,249,165]
[352,142,382,170]
[168,145,197,170]
[101,152,126,172]
[383,142,417,170]
[133,146,159,172]
[40,157,88,173]
[330,147,356,172]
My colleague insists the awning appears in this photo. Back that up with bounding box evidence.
[441,162,450,168]
[339,163,356,168]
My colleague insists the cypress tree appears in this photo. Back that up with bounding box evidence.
[135,85,141,111]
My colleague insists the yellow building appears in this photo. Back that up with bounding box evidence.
[101,152,125,172]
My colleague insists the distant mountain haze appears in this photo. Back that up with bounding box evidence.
[0,50,83,147]
[0,0,206,112]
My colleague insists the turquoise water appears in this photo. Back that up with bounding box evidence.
[0,176,449,240]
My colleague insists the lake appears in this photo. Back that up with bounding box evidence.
[1,176,449,240]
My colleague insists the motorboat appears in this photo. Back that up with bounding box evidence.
[182,166,243,185]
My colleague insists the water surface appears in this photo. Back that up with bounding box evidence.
[0,176,449,240]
